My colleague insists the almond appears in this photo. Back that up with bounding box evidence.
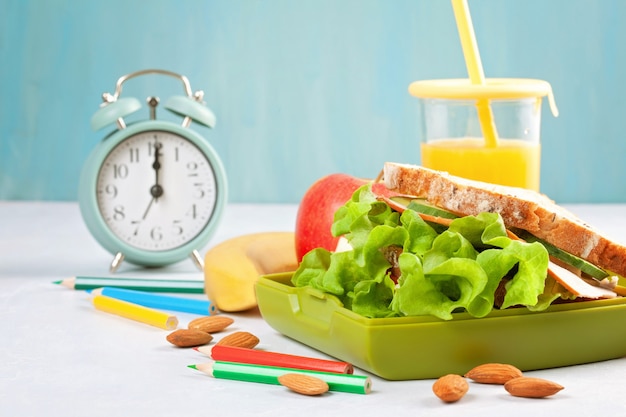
[278,373,329,396]
[188,315,234,333]
[215,331,260,349]
[166,329,213,347]
[464,363,523,384]
[504,376,564,398]
[432,374,469,403]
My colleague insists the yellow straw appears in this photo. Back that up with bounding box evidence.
[451,0,499,147]
[91,294,178,330]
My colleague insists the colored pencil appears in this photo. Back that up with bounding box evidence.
[90,287,216,316]
[91,294,178,330]
[200,345,353,374]
[189,361,371,395]
[53,276,205,293]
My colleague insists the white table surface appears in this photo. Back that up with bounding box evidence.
[2,201,626,417]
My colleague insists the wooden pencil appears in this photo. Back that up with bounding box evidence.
[54,276,205,293]
[91,294,178,330]
[199,345,354,374]
[189,361,372,394]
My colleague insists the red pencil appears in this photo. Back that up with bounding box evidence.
[196,345,354,374]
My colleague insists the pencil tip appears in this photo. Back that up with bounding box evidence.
[89,288,103,296]
[187,364,198,370]
[52,280,61,285]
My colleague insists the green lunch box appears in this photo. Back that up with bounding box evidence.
[255,272,626,380]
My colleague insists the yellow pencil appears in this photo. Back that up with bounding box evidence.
[91,294,178,330]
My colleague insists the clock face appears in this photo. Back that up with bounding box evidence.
[95,130,219,251]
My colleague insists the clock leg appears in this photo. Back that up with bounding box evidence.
[110,252,125,273]
[190,250,204,271]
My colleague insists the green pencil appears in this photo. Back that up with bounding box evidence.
[189,361,372,394]
[53,276,205,293]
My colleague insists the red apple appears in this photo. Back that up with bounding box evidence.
[295,174,368,262]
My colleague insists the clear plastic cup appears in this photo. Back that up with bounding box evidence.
[409,78,558,191]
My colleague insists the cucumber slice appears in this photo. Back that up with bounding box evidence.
[517,231,609,279]
[390,197,459,219]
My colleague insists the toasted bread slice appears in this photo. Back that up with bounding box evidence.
[383,162,626,277]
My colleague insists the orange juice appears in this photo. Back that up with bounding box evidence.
[420,137,540,191]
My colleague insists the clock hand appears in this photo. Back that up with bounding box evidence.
[142,142,162,224]
[141,197,155,220]
[150,142,164,200]
[133,196,154,237]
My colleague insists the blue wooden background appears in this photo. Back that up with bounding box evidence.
[1,0,625,204]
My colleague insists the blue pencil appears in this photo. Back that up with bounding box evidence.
[90,287,217,316]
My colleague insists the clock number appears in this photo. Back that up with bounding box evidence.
[173,220,184,235]
[148,139,162,157]
[187,161,198,177]
[186,204,197,219]
[104,184,118,199]
[113,164,129,179]
[129,148,139,163]
[150,226,163,241]
[193,183,205,199]
[112,205,125,221]
[131,220,141,236]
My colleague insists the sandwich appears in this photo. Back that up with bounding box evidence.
[292,162,626,320]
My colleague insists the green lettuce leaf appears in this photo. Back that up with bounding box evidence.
[350,274,397,318]
[391,252,489,320]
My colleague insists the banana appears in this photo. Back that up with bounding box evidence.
[204,232,298,312]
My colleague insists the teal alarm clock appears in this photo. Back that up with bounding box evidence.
[79,69,227,272]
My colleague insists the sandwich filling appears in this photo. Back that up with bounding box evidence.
[292,184,620,320]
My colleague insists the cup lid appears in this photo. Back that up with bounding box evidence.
[409,78,559,117]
